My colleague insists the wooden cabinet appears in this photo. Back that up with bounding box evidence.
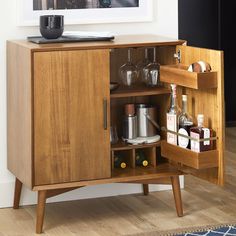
[7,35,224,233]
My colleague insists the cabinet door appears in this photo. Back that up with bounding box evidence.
[161,45,225,186]
[34,49,110,185]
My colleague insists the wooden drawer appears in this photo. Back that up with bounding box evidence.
[160,64,217,89]
[161,141,219,170]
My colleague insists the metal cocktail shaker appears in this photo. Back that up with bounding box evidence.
[123,104,138,139]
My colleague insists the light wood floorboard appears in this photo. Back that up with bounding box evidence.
[0,128,235,235]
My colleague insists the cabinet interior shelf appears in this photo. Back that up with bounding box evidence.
[111,140,161,151]
[112,164,180,179]
[110,86,170,98]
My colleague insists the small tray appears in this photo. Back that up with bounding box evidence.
[160,64,217,89]
[27,35,115,44]
[161,141,219,169]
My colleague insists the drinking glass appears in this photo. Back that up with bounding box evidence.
[119,48,138,87]
[143,47,161,87]
[136,48,150,84]
[110,126,119,144]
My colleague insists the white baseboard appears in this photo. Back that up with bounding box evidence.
[0,177,184,208]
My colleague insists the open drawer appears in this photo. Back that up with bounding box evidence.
[160,64,217,89]
[161,141,219,170]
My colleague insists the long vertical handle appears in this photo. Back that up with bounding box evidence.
[103,98,108,130]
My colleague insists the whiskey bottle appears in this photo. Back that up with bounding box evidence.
[135,150,148,167]
[190,114,213,152]
[178,95,193,149]
[114,154,127,169]
[167,84,180,145]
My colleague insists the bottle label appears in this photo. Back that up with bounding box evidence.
[190,131,200,152]
[167,113,177,145]
[203,128,210,145]
[178,128,189,148]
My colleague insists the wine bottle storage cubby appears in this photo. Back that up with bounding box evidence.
[111,142,160,170]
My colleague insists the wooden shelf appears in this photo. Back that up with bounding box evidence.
[112,164,181,179]
[111,140,161,151]
[161,141,219,170]
[110,86,170,98]
[160,64,217,89]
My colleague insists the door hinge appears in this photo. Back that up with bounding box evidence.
[174,49,181,63]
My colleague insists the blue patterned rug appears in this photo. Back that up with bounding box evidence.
[131,224,236,236]
[177,225,236,236]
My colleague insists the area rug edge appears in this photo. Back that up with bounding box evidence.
[128,222,236,236]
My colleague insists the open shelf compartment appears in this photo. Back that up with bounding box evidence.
[160,64,217,89]
[110,86,170,98]
[161,141,219,170]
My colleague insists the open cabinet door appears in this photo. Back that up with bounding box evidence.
[161,45,225,186]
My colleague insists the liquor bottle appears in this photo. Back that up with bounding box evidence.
[114,154,127,169]
[178,95,193,149]
[135,150,148,167]
[190,114,213,152]
[167,84,180,145]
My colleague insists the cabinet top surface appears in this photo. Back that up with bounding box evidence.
[8,34,185,52]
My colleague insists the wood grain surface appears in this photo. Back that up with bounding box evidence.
[7,41,33,189]
[34,49,111,185]
[175,45,225,185]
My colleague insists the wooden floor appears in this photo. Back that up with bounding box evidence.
[0,128,236,236]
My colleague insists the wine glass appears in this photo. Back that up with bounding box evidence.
[136,48,150,84]
[119,48,138,87]
[143,47,161,87]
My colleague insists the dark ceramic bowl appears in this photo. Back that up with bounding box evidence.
[40,15,64,39]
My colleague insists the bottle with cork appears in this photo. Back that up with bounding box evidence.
[178,95,193,149]
[190,114,214,152]
[167,84,180,145]
[135,150,149,167]
[114,154,127,169]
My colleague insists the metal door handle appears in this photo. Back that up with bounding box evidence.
[103,98,108,130]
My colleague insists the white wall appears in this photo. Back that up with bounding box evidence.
[0,0,179,208]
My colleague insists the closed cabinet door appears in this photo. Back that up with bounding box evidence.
[34,49,111,185]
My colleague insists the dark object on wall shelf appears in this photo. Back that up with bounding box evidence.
[178,0,236,125]
[40,15,64,39]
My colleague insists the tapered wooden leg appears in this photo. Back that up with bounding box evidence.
[36,190,47,234]
[171,176,183,217]
[143,184,149,195]
[13,178,23,209]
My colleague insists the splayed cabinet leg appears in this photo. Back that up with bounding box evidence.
[171,176,183,217]
[13,178,22,209]
[36,190,47,234]
[143,184,149,195]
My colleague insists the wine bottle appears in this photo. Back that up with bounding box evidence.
[178,95,193,149]
[114,154,127,169]
[167,84,180,145]
[190,114,214,152]
[135,150,148,167]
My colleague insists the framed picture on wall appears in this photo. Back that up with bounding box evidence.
[17,0,153,26]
